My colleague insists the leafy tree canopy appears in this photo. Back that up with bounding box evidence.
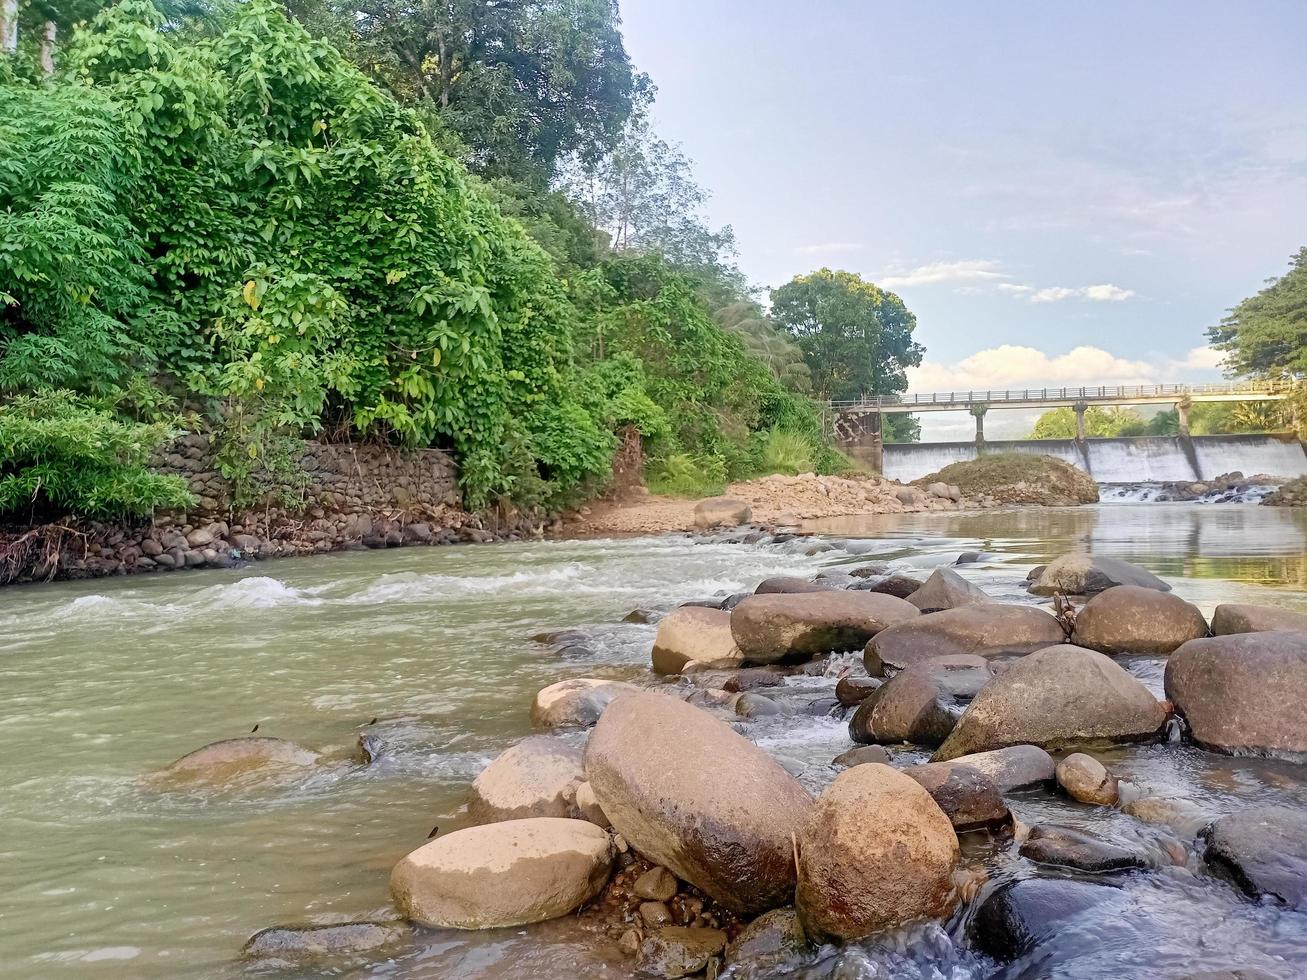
[1208,247,1307,378]
[1027,406,1147,439]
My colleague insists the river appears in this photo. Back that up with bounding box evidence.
[2,502,1306,978]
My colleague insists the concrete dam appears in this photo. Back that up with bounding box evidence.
[882,434,1307,484]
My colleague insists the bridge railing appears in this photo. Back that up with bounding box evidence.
[830,379,1296,410]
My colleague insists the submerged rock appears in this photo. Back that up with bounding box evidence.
[530,628,598,657]
[1019,824,1147,873]
[584,692,812,915]
[1071,585,1209,654]
[933,645,1167,761]
[968,877,1120,962]
[1201,806,1307,909]
[151,736,321,786]
[529,678,641,729]
[905,567,993,613]
[390,818,613,928]
[241,921,409,961]
[864,604,1065,675]
[1055,752,1119,805]
[725,907,808,966]
[731,591,918,665]
[902,761,1010,831]
[1028,553,1170,597]
[694,497,752,529]
[1211,602,1307,636]
[467,736,585,823]
[651,606,741,675]
[1165,631,1307,756]
[848,658,991,746]
[796,764,959,941]
[637,926,727,979]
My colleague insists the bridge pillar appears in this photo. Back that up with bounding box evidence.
[1073,402,1088,442]
[970,404,989,453]
[834,410,883,473]
[1176,399,1191,437]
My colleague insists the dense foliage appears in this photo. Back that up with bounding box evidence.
[1209,247,1307,378]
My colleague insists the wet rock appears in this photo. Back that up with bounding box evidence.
[906,567,994,613]
[902,762,1010,831]
[1122,796,1211,835]
[151,736,320,786]
[850,573,924,599]
[968,877,1119,961]
[1071,585,1209,655]
[694,497,752,529]
[848,658,991,746]
[933,645,1167,761]
[796,763,959,941]
[1028,553,1170,596]
[574,780,610,829]
[731,591,919,665]
[725,907,807,965]
[390,818,613,928]
[1211,602,1307,635]
[468,736,585,823]
[864,604,1066,676]
[847,562,893,578]
[734,693,789,718]
[1201,806,1307,909]
[955,551,994,565]
[1165,631,1307,756]
[623,607,660,624]
[832,745,891,768]
[651,606,741,675]
[722,667,789,693]
[1178,970,1280,980]
[637,926,727,979]
[635,866,679,902]
[530,629,597,657]
[529,678,641,729]
[1019,824,1146,873]
[754,576,835,595]
[585,692,812,915]
[241,921,409,960]
[835,673,881,705]
[802,696,840,716]
[922,744,1055,792]
[1055,752,1119,805]
[640,901,674,927]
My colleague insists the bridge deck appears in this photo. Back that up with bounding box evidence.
[832,381,1294,414]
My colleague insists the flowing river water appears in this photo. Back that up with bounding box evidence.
[3,502,1307,978]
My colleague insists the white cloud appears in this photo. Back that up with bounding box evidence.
[879,259,1008,288]
[907,344,1159,393]
[1168,344,1225,372]
[1083,283,1135,302]
[1028,283,1135,303]
[792,242,865,255]
[995,282,1034,295]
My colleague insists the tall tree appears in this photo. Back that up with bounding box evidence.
[769,269,924,402]
[1208,246,1307,377]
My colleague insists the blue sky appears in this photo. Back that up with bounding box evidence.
[620,1,1307,435]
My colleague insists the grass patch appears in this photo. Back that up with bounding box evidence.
[647,453,728,497]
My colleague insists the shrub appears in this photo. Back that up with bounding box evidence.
[647,453,727,498]
[759,429,815,475]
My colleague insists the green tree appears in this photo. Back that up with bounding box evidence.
[1028,406,1147,439]
[1208,247,1307,377]
[769,269,924,402]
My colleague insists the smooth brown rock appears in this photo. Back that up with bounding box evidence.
[832,745,891,768]
[852,573,925,599]
[903,762,1010,831]
[1055,752,1119,805]
[585,692,812,915]
[1028,553,1170,596]
[1019,824,1146,874]
[731,591,919,665]
[933,645,1166,761]
[574,780,610,828]
[906,567,994,613]
[635,866,679,902]
[390,818,613,929]
[834,673,881,705]
[467,736,585,823]
[754,576,835,595]
[796,764,959,941]
[1071,585,1208,655]
[694,497,751,529]
[151,736,320,787]
[637,927,727,979]
[1165,632,1307,756]
[640,901,673,927]
[1211,603,1307,636]
[529,678,641,729]
[864,604,1066,676]
[848,659,991,746]
[652,607,741,675]
[725,907,807,964]
[937,744,1055,791]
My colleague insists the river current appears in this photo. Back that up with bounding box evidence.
[2,502,1306,978]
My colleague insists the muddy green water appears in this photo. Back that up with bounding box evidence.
[1,503,1306,978]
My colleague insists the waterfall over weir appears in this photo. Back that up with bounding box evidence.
[882,433,1307,484]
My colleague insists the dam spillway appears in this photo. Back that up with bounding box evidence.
[882,433,1307,484]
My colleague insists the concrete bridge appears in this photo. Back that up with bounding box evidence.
[832,380,1297,472]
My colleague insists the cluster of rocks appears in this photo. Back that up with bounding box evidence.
[1263,474,1307,507]
[1133,471,1283,503]
[914,453,1100,507]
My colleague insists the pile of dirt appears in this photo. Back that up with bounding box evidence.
[915,453,1098,507]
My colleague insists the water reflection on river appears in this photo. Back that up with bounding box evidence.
[0,503,1304,978]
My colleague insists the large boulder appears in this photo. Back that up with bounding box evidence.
[795,764,959,941]
[933,645,1167,761]
[1028,553,1170,597]
[968,877,1120,962]
[864,604,1066,676]
[1200,806,1307,909]
[651,607,741,675]
[925,744,1055,792]
[905,567,993,613]
[467,736,585,823]
[1211,603,1307,636]
[694,497,751,529]
[529,678,641,729]
[848,657,991,746]
[390,818,613,928]
[902,762,1010,831]
[150,736,320,787]
[1071,585,1208,654]
[584,692,812,915]
[1164,632,1307,756]
[731,592,918,665]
